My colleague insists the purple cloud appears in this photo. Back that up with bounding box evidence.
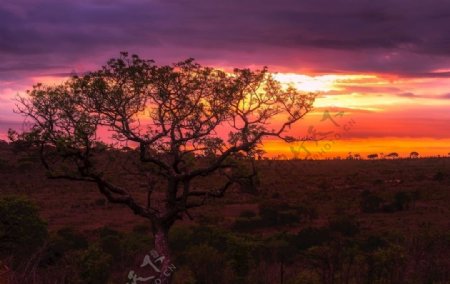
[0,0,450,80]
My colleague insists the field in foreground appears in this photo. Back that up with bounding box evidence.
[1,142,450,283]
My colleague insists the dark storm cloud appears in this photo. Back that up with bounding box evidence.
[1,0,450,80]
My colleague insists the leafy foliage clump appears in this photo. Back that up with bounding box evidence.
[0,196,48,265]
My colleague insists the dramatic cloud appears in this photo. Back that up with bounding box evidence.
[1,0,450,79]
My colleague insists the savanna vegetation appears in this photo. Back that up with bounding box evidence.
[1,141,450,283]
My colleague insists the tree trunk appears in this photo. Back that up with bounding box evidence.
[153,225,175,284]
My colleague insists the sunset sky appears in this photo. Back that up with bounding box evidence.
[1,0,450,158]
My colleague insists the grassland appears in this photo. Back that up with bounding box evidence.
[1,142,450,283]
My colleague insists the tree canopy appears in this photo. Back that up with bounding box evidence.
[10,52,315,282]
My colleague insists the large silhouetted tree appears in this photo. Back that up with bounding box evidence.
[10,53,315,283]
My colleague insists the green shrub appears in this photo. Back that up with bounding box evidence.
[197,210,225,225]
[190,226,229,252]
[172,266,196,284]
[169,226,193,252]
[225,236,256,280]
[97,226,121,238]
[184,244,230,284]
[329,215,360,237]
[287,270,321,284]
[360,234,388,252]
[293,227,331,251]
[0,196,47,264]
[232,217,263,232]
[16,160,34,171]
[77,245,112,284]
[100,234,123,261]
[57,227,89,250]
[393,191,412,211]
[366,244,406,283]
[258,201,314,227]
[121,232,153,256]
[41,228,88,266]
[433,171,445,181]
[360,190,384,213]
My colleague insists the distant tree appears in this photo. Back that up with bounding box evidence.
[386,152,399,159]
[354,153,361,160]
[409,151,419,159]
[10,53,315,283]
[367,154,378,160]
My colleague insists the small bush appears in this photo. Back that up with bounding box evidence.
[57,227,89,250]
[361,190,384,213]
[190,226,229,252]
[293,227,331,251]
[197,210,225,225]
[121,232,153,256]
[97,226,121,238]
[169,226,193,253]
[41,228,88,266]
[232,217,263,232]
[184,244,232,284]
[329,215,360,237]
[100,234,123,261]
[288,270,321,284]
[393,191,412,211]
[77,245,113,284]
[433,171,445,182]
[258,201,315,227]
[361,235,388,252]
[366,244,406,283]
[0,196,48,264]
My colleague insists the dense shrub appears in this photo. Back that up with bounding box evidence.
[226,235,257,280]
[360,234,388,252]
[77,245,112,284]
[57,227,89,250]
[393,191,412,210]
[293,227,331,251]
[360,190,384,213]
[329,215,360,237]
[287,270,321,284]
[189,226,229,252]
[41,228,88,266]
[232,217,263,231]
[100,234,123,262]
[0,196,48,264]
[184,244,233,284]
[366,244,406,283]
[169,226,193,253]
[259,201,316,227]
[433,171,445,181]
